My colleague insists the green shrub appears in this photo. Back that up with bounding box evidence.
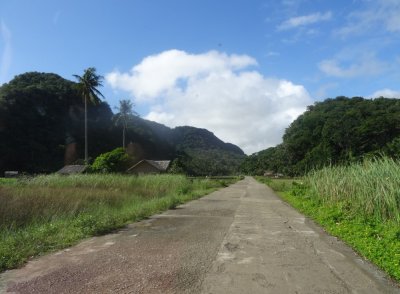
[90,147,131,173]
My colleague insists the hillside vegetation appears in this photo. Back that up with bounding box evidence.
[0,72,244,175]
[242,96,400,175]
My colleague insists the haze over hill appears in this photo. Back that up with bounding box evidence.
[0,72,244,175]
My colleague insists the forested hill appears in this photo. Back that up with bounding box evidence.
[172,126,243,154]
[241,96,400,176]
[0,72,244,175]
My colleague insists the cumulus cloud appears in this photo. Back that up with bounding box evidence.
[106,50,257,101]
[106,50,312,154]
[0,20,12,84]
[278,12,332,30]
[369,89,400,99]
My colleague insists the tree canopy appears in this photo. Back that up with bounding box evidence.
[241,96,400,176]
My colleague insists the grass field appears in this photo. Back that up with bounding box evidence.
[0,174,236,272]
[257,157,400,282]
[0,178,17,186]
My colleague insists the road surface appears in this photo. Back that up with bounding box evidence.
[1,177,399,293]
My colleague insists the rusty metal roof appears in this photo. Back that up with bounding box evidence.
[57,165,87,175]
[127,160,171,172]
[146,160,171,171]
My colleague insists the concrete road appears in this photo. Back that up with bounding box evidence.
[1,177,399,293]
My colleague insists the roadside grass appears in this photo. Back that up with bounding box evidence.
[0,174,237,272]
[256,158,400,282]
[306,156,400,222]
[0,178,18,186]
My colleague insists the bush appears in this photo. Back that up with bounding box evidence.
[90,148,131,173]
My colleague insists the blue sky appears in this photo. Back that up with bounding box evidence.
[1,0,400,153]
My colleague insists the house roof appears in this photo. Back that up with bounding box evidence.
[146,160,171,171]
[127,160,171,172]
[57,165,87,175]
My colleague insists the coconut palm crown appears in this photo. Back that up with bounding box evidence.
[73,67,104,163]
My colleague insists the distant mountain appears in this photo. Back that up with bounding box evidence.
[0,72,244,175]
[122,117,245,176]
[171,126,243,154]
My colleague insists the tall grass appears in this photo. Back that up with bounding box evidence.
[306,157,400,222]
[0,174,219,229]
[0,174,232,271]
[257,161,400,281]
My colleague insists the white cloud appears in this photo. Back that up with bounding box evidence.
[278,11,332,31]
[318,53,386,78]
[106,50,312,154]
[369,89,400,99]
[0,20,12,84]
[106,50,257,101]
[335,0,400,37]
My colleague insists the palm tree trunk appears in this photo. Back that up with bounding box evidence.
[84,97,88,164]
[122,127,126,149]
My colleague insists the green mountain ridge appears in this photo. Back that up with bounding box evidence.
[0,72,244,175]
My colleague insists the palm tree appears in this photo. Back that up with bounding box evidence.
[73,67,104,164]
[115,99,137,149]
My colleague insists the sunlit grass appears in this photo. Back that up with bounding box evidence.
[256,158,400,281]
[306,157,400,222]
[0,174,235,271]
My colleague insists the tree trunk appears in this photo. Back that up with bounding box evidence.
[122,127,126,149]
[84,97,88,164]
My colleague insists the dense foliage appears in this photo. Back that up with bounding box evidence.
[0,72,244,175]
[170,148,245,176]
[90,147,132,173]
[242,96,400,175]
[169,127,245,176]
[0,72,115,172]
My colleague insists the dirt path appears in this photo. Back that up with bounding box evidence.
[1,177,399,293]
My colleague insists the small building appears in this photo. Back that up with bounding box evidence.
[127,160,171,175]
[263,170,274,177]
[57,165,87,175]
[4,171,19,178]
